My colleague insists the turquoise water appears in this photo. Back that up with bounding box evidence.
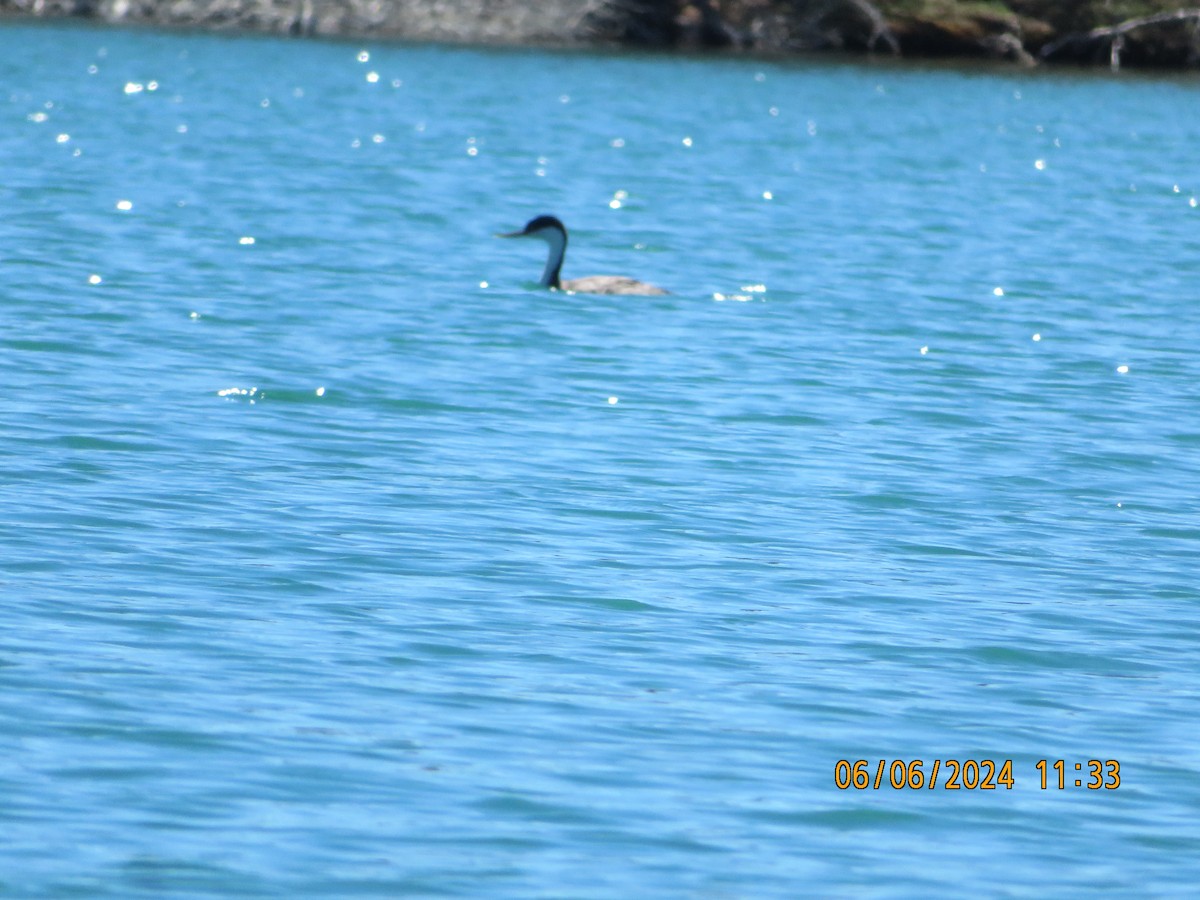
[3,19,1200,895]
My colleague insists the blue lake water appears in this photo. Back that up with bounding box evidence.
[2,19,1200,895]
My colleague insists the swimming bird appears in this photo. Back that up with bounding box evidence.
[497,215,669,296]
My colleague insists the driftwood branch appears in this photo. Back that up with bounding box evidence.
[828,0,899,55]
[690,0,742,47]
[1040,8,1200,71]
[798,0,899,55]
[980,32,1035,67]
[858,0,899,54]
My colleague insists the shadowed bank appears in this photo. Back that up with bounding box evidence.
[3,0,1200,70]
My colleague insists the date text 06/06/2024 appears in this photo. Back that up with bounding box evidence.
[833,759,1121,791]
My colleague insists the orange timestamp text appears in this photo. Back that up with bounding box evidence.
[834,759,1121,791]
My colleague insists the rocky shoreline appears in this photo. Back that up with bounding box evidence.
[3,0,1200,70]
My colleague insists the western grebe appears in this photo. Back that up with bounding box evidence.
[497,215,669,296]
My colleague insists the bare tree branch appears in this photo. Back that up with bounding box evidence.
[1040,7,1200,71]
